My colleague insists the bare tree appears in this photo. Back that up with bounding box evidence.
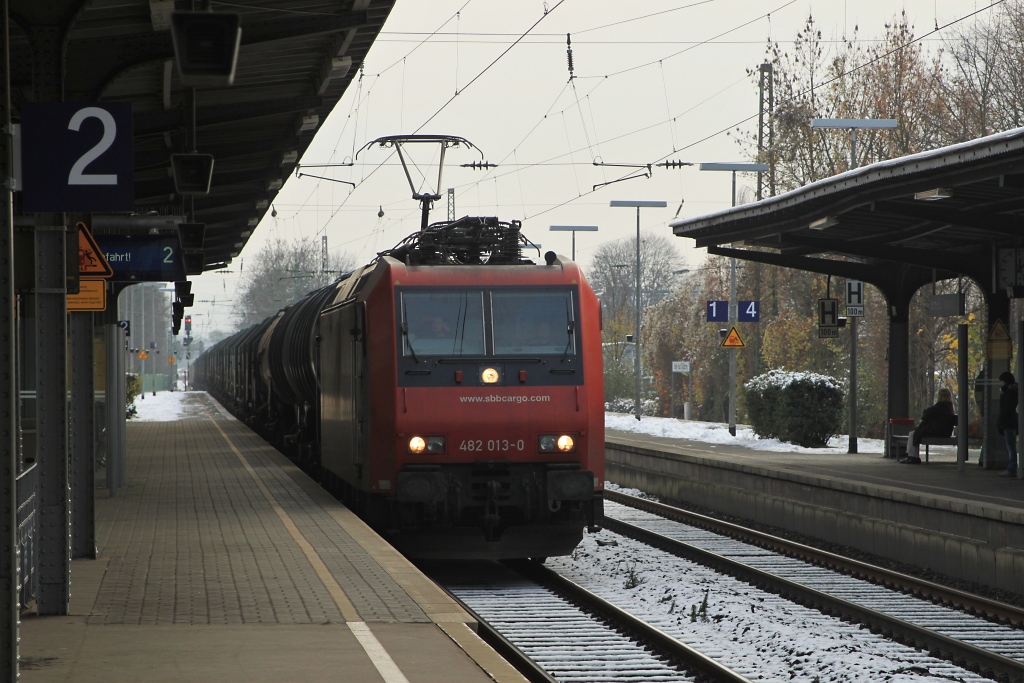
[588,233,682,346]
[234,238,358,329]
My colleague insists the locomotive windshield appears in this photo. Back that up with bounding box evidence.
[401,290,486,356]
[491,290,575,356]
[398,286,578,360]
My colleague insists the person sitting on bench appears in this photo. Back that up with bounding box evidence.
[902,388,956,464]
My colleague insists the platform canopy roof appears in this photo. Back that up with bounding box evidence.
[10,0,395,271]
[670,127,1024,289]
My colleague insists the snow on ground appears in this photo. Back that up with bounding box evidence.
[131,390,206,422]
[607,412,887,454]
[549,505,985,683]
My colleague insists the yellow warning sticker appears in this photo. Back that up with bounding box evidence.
[988,319,1012,359]
[721,326,745,348]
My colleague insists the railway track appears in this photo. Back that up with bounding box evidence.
[432,561,753,683]
[604,490,1024,683]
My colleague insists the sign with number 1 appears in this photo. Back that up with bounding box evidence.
[706,300,728,322]
[20,102,134,212]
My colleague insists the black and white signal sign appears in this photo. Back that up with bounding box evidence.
[846,280,864,317]
[20,102,134,212]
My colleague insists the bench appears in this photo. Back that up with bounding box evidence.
[891,431,981,463]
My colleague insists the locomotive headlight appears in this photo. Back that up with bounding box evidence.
[408,435,445,454]
[539,434,577,453]
[481,367,500,384]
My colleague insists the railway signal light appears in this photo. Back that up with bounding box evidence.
[184,315,192,334]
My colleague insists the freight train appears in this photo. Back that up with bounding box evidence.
[194,215,604,560]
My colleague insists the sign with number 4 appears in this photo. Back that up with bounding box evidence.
[738,300,760,322]
[20,102,134,212]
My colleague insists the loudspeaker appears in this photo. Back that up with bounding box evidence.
[183,251,206,275]
[178,223,206,250]
[171,12,242,87]
[171,154,214,195]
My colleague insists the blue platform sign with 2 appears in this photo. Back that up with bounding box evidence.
[706,300,728,322]
[95,234,186,282]
[738,300,760,322]
[20,102,134,212]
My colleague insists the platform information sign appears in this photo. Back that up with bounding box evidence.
[21,102,134,212]
[737,300,760,322]
[706,300,728,322]
[95,234,186,282]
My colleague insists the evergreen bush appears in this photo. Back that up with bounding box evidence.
[125,372,142,419]
[744,370,844,447]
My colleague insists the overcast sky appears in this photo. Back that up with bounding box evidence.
[180,0,999,339]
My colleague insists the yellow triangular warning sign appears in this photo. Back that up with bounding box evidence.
[989,319,1011,342]
[988,319,1013,359]
[76,222,113,278]
[721,326,745,348]
[138,350,149,360]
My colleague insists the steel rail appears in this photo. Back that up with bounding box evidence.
[602,506,1024,683]
[605,489,1024,627]
[508,559,755,683]
[439,586,559,683]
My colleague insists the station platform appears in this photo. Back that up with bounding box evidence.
[19,393,526,683]
[605,428,1024,595]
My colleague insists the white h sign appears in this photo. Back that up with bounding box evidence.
[818,298,839,338]
[846,280,864,317]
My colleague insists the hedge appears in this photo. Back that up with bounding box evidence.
[744,370,845,447]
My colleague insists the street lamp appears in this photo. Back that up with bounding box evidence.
[699,162,769,436]
[811,118,898,454]
[610,200,667,421]
[549,225,599,261]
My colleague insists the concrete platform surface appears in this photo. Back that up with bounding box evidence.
[19,392,526,683]
[607,428,1024,512]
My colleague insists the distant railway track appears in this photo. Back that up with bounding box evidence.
[434,561,753,683]
[605,490,1024,683]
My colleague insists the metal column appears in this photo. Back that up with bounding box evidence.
[0,0,20,673]
[30,24,70,616]
[105,319,125,497]
[69,312,94,558]
[958,324,968,472]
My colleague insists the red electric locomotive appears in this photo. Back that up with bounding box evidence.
[317,217,604,559]
[195,135,603,559]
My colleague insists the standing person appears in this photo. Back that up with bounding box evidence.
[997,371,1019,477]
[903,388,956,464]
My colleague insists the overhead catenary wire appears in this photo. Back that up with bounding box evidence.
[478,0,1012,220]
[282,0,1009,268]
[294,1,571,243]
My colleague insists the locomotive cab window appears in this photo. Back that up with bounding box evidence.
[401,290,485,357]
[492,289,576,356]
